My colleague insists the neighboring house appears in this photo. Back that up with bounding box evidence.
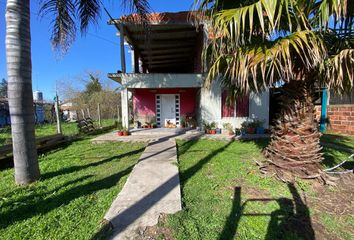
[0,97,52,126]
[108,12,269,129]
[60,102,78,122]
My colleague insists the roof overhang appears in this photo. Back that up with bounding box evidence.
[109,11,205,73]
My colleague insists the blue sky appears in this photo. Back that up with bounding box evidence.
[0,0,192,101]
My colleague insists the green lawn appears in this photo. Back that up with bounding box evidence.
[0,137,144,240]
[321,133,354,149]
[0,119,116,146]
[153,139,353,240]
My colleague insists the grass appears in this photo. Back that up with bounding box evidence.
[321,133,354,149]
[0,119,117,146]
[0,137,144,240]
[154,139,353,240]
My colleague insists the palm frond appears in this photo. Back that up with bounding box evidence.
[324,48,354,92]
[315,0,348,28]
[123,0,151,23]
[206,30,326,93]
[39,0,77,53]
[76,0,100,33]
[210,0,305,45]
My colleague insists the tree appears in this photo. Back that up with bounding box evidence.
[5,0,150,185]
[198,0,353,182]
[0,79,8,98]
[84,74,102,97]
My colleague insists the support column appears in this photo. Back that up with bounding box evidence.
[121,88,129,129]
[320,88,328,133]
[119,24,126,74]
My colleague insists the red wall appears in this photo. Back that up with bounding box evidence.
[315,104,354,136]
[133,88,198,118]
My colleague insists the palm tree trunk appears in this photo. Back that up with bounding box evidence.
[6,0,40,185]
[264,80,323,181]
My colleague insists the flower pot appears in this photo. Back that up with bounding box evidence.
[210,129,216,134]
[117,131,123,136]
[123,131,129,136]
[256,127,265,134]
[247,128,256,134]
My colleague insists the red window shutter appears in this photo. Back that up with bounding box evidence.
[236,95,249,117]
[222,90,235,117]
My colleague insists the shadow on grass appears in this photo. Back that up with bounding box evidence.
[0,175,94,209]
[219,183,315,240]
[322,147,354,169]
[0,126,117,171]
[0,137,84,171]
[0,166,134,230]
[321,134,354,150]
[240,138,270,151]
[41,148,145,180]
[100,139,233,239]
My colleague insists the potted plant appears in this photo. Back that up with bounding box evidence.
[254,119,265,134]
[241,120,256,134]
[117,129,123,136]
[235,128,241,136]
[210,122,217,134]
[203,121,211,133]
[223,123,234,135]
[180,115,186,128]
[122,128,129,136]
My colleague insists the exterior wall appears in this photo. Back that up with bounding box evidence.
[315,104,354,135]
[133,88,198,123]
[249,90,270,128]
[200,80,270,129]
[119,73,203,89]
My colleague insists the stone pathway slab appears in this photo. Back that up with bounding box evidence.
[104,139,181,239]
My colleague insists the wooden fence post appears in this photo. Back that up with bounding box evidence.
[55,94,62,134]
[81,109,85,119]
[97,103,101,127]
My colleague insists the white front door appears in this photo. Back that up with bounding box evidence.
[160,95,176,127]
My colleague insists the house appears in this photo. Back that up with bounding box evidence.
[60,102,78,122]
[108,12,269,130]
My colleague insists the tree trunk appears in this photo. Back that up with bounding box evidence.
[6,0,40,185]
[264,80,324,181]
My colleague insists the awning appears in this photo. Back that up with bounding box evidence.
[109,11,204,73]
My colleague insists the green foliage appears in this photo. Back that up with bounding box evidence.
[0,137,144,239]
[203,121,217,130]
[199,0,354,96]
[240,119,264,130]
[222,122,234,133]
[0,78,7,98]
[84,74,102,97]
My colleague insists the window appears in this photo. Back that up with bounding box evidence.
[222,90,249,118]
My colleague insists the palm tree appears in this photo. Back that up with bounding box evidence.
[197,0,353,182]
[5,0,150,185]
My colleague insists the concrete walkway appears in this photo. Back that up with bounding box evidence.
[104,138,182,239]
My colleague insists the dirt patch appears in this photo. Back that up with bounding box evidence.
[310,174,354,215]
[139,214,174,240]
[307,174,354,239]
